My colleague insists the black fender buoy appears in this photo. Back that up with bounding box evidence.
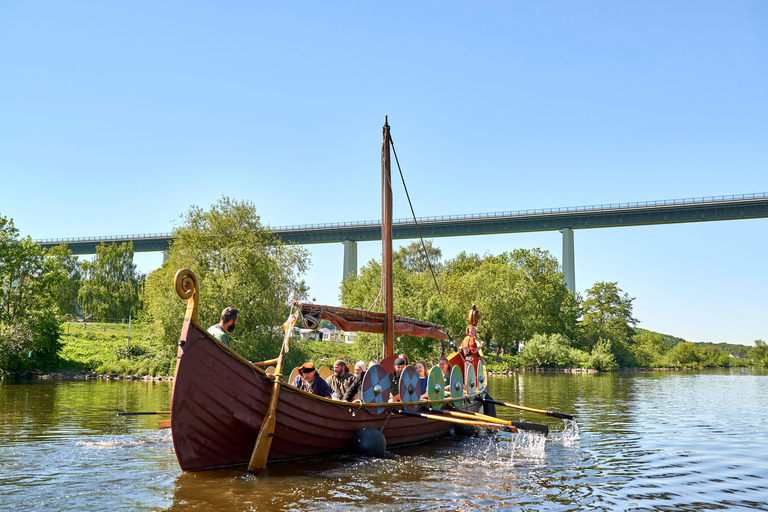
[453,423,479,437]
[483,392,497,418]
[352,428,387,457]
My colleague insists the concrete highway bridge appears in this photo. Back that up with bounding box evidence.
[36,192,768,292]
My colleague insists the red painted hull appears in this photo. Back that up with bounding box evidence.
[170,319,483,471]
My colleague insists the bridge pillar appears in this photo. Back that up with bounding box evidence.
[343,240,358,282]
[562,228,575,293]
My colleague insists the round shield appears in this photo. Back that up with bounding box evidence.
[449,365,464,407]
[464,362,477,402]
[361,364,390,415]
[398,365,420,410]
[318,366,332,380]
[379,354,396,375]
[426,366,445,409]
[476,358,487,393]
[288,367,300,385]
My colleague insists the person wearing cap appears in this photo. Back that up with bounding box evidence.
[387,357,407,402]
[342,362,368,401]
[208,307,238,348]
[327,360,354,399]
[290,362,333,398]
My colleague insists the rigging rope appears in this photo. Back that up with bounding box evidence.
[389,136,457,343]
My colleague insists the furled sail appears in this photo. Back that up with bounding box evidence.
[292,302,448,341]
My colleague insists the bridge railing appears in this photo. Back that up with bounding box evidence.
[275,192,768,230]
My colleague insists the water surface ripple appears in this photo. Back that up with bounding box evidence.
[1,369,766,511]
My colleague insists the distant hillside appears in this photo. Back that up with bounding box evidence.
[635,328,686,350]
[635,327,753,355]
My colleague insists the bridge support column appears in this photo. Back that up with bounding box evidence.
[562,228,575,293]
[343,240,358,282]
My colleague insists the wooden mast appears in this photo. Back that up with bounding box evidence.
[381,116,394,358]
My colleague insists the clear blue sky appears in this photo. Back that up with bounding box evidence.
[2,1,766,345]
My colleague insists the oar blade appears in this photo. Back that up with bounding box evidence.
[510,421,549,436]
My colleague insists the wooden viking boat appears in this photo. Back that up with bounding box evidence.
[169,119,495,472]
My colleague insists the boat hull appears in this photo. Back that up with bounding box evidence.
[170,319,483,471]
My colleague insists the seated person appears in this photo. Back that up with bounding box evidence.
[291,362,334,399]
[343,362,368,401]
[327,360,354,399]
[416,361,428,399]
[387,357,406,402]
[438,357,451,388]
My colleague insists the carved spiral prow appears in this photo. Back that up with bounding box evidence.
[174,268,199,324]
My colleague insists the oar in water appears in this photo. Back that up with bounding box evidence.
[480,398,574,421]
[432,408,549,436]
[391,409,518,433]
[247,310,298,473]
[117,411,170,416]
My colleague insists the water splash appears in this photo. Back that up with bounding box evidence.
[549,419,579,446]
[77,437,144,449]
[457,429,547,468]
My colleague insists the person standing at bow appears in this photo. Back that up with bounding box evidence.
[208,307,238,348]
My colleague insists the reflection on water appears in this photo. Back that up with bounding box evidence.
[1,369,767,511]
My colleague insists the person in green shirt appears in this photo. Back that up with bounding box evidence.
[208,307,238,348]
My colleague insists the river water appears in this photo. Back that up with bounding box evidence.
[1,369,767,511]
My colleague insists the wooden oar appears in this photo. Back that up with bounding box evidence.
[433,408,549,436]
[480,397,574,421]
[392,409,518,433]
[247,359,283,472]
[117,411,170,416]
[247,311,298,473]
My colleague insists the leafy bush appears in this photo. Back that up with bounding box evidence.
[485,353,521,372]
[586,338,618,371]
[668,341,702,367]
[520,333,586,368]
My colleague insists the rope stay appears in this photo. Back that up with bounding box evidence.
[389,136,457,343]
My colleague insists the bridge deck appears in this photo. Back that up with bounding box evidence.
[36,192,768,254]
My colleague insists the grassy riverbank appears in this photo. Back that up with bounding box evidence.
[58,321,173,376]
[53,321,362,378]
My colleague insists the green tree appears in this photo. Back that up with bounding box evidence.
[144,197,310,364]
[505,248,580,345]
[45,244,82,316]
[78,242,143,321]
[0,216,63,371]
[668,341,702,367]
[342,244,581,362]
[632,330,668,367]
[395,239,442,273]
[579,281,638,366]
[747,340,768,366]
